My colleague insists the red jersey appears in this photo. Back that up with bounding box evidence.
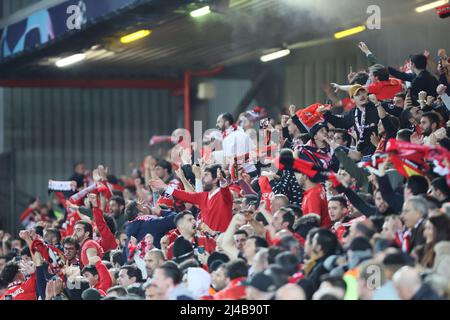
[302,184,331,228]
[92,207,118,253]
[80,240,104,268]
[0,275,37,300]
[93,260,113,294]
[171,187,233,233]
[367,78,403,101]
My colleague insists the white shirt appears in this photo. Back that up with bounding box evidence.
[222,127,255,159]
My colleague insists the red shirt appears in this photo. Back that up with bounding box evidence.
[172,187,233,233]
[332,224,348,243]
[0,275,36,300]
[302,184,331,229]
[213,277,247,300]
[92,207,118,253]
[367,78,403,101]
[80,240,104,268]
[166,235,216,260]
[93,260,113,294]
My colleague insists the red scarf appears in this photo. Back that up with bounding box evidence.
[258,176,274,212]
[31,239,66,276]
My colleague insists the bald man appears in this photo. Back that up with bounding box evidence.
[393,267,442,300]
[275,284,305,300]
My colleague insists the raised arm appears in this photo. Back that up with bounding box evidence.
[149,179,203,206]
[89,194,117,252]
[221,214,246,261]
[175,167,195,193]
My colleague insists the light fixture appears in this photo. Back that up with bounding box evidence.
[260,49,291,63]
[334,25,366,39]
[415,0,449,12]
[190,6,211,17]
[120,29,152,44]
[55,53,86,68]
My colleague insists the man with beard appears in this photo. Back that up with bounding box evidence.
[109,196,126,232]
[72,220,104,268]
[150,164,233,233]
[420,112,441,145]
[165,210,216,260]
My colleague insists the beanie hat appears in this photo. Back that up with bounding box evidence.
[173,237,194,263]
[309,122,328,139]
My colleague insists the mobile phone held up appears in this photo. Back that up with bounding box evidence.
[260,118,271,130]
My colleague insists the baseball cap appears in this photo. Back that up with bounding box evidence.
[242,272,276,293]
[349,84,368,98]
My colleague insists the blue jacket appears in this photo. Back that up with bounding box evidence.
[124,211,177,258]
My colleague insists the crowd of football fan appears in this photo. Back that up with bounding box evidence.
[1,42,450,300]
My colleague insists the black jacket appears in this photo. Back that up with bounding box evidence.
[388,68,439,104]
[409,219,426,254]
[306,256,329,292]
[270,168,303,207]
[324,102,379,156]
